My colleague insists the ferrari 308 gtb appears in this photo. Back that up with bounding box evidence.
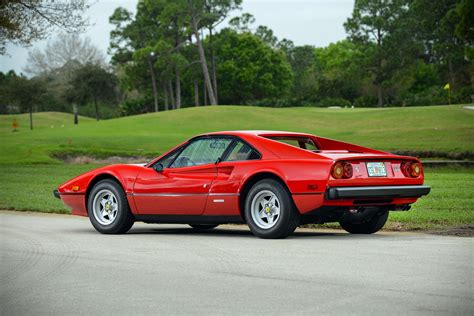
[54,131,430,238]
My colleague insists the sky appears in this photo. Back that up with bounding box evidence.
[0,0,354,75]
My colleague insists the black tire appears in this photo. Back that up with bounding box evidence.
[87,179,134,234]
[189,224,219,230]
[339,210,389,234]
[244,179,300,239]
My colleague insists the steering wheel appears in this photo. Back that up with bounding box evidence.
[173,156,196,168]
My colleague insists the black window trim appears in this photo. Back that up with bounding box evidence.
[150,143,187,169]
[265,135,319,151]
[151,135,261,170]
[221,137,261,162]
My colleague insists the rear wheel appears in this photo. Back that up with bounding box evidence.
[244,179,299,239]
[88,179,134,234]
[189,224,219,230]
[339,209,389,234]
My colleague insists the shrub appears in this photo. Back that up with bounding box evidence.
[354,95,378,107]
[119,97,153,116]
[317,98,352,108]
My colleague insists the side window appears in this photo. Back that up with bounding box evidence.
[224,140,260,162]
[158,148,181,168]
[169,138,232,168]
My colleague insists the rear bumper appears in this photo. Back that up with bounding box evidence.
[53,189,60,199]
[326,185,431,200]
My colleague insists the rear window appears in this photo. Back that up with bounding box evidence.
[266,136,318,151]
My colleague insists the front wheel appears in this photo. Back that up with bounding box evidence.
[339,210,389,234]
[244,179,300,239]
[87,179,134,234]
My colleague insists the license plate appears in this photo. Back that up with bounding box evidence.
[366,162,387,177]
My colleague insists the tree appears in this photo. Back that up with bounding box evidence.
[314,40,366,102]
[109,1,188,111]
[284,45,316,100]
[255,25,278,48]
[202,0,242,104]
[67,64,117,121]
[24,33,106,76]
[410,0,471,90]
[1,73,46,129]
[182,0,217,105]
[228,13,255,33]
[214,29,293,104]
[0,0,90,54]
[345,0,412,106]
[455,0,474,44]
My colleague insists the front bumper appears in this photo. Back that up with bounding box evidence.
[53,189,60,199]
[326,185,431,200]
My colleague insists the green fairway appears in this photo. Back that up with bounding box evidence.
[0,164,471,230]
[1,105,473,164]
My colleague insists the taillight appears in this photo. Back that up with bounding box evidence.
[401,161,422,178]
[331,161,353,179]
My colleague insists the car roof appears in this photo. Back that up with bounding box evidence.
[198,130,315,138]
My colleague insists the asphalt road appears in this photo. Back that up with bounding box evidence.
[1,211,472,315]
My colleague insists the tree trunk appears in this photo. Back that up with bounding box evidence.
[191,16,217,105]
[377,84,383,108]
[175,67,181,109]
[203,80,208,106]
[168,80,176,110]
[209,27,218,104]
[149,58,159,112]
[376,27,383,108]
[447,58,455,91]
[194,80,200,106]
[94,95,99,120]
[163,83,169,111]
[73,103,78,125]
[29,106,33,130]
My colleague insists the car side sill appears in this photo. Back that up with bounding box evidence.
[135,215,244,224]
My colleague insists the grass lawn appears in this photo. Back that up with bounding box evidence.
[1,105,473,164]
[0,163,472,230]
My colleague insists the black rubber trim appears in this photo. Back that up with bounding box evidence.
[135,215,243,224]
[53,190,84,198]
[326,185,431,200]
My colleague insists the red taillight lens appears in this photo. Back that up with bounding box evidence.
[332,161,353,179]
[401,161,422,178]
[343,163,353,178]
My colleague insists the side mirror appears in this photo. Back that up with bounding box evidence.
[153,163,164,173]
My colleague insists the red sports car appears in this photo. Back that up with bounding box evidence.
[54,131,430,238]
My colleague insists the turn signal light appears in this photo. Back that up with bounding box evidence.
[401,161,422,178]
[331,161,353,179]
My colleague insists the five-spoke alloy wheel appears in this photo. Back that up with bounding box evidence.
[88,179,134,234]
[245,179,300,239]
[92,189,119,225]
[250,190,281,229]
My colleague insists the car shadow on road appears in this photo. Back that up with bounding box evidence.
[69,225,392,239]
[123,226,377,239]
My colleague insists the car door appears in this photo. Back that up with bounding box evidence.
[204,139,261,215]
[133,137,233,215]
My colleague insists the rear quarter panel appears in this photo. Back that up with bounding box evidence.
[209,159,333,215]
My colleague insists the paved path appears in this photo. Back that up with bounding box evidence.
[1,211,472,315]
